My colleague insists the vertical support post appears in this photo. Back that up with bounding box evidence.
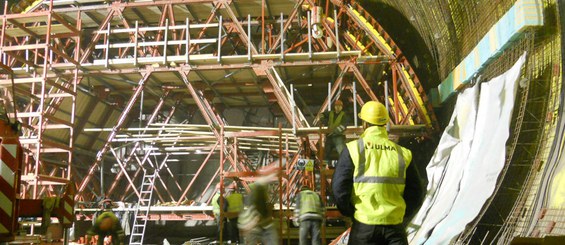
[392,64,399,124]
[285,133,290,244]
[105,24,110,67]
[334,10,340,58]
[261,0,265,54]
[291,84,295,135]
[384,80,390,131]
[327,82,331,111]
[134,21,138,66]
[353,81,358,127]
[139,90,144,130]
[307,11,312,59]
[49,47,53,71]
[100,158,104,195]
[25,36,29,72]
[219,125,225,244]
[163,19,169,65]
[278,123,283,245]
[248,15,252,61]
[217,16,222,63]
[321,158,326,245]
[280,13,285,61]
[0,0,6,61]
[186,18,190,64]
[233,137,238,170]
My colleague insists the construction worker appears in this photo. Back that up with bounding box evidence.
[225,185,244,243]
[238,173,279,245]
[293,186,324,245]
[319,99,348,163]
[86,198,125,245]
[332,101,424,245]
[212,184,229,242]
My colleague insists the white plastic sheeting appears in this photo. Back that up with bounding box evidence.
[549,160,565,207]
[408,54,526,244]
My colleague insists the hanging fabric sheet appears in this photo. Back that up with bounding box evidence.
[408,53,527,244]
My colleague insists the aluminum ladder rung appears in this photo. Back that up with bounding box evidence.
[129,170,157,245]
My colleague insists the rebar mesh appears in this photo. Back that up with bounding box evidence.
[372,0,515,79]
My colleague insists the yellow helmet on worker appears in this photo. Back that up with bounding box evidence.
[358,101,389,126]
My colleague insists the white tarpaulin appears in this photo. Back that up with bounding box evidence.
[407,74,479,244]
[408,54,526,244]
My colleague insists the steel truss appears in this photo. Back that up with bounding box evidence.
[0,0,438,222]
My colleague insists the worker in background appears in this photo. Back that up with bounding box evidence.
[225,184,244,243]
[86,201,125,245]
[238,173,279,245]
[293,186,324,245]
[332,101,424,245]
[319,99,348,164]
[212,184,229,242]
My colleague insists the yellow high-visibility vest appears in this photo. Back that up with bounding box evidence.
[299,190,322,215]
[329,111,345,133]
[346,126,412,225]
[226,192,244,213]
[212,192,222,217]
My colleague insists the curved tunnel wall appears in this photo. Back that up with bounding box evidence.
[359,0,563,243]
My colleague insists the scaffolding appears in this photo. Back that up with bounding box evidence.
[0,0,438,242]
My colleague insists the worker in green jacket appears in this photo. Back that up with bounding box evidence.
[86,211,124,245]
[332,101,424,245]
[319,99,348,164]
[238,174,279,245]
[294,186,324,245]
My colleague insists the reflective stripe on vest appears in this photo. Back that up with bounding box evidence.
[299,190,321,215]
[354,139,406,184]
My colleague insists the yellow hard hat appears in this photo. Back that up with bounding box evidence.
[358,101,389,125]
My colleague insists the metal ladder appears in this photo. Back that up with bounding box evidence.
[129,170,157,245]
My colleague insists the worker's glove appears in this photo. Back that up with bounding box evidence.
[292,218,299,227]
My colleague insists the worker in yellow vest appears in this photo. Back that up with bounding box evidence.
[319,99,348,163]
[332,101,424,245]
[293,186,324,245]
[226,185,244,243]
